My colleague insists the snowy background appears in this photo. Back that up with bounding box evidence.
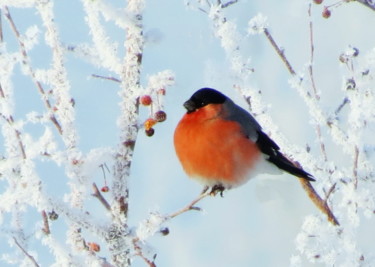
[1,0,375,266]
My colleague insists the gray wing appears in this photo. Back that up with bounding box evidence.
[223,99,261,141]
[223,99,315,181]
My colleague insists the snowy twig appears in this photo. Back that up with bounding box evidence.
[308,5,328,162]
[168,190,211,218]
[0,111,26,159]
[13,237,40,267]
[3,6,62,135]
[263,28,296,75]
[0,83,26,159]
[132,237,157,267]
[91,74,121,83]
[355,0,375,11]
[92,183,111,211]
[307,5,319,100]
[41,210,51,235]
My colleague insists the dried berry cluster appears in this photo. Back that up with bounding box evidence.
[140,88,168,137]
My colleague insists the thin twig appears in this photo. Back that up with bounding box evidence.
[41,210,51,235]
[3,6,62,134]
[168,190,211,218]
[263,28,296,75]
[13,237,40,267]
[308,4,319,99]
[308,4,328,162]
[324,183,336,202]
[91,74,121,83]
[92,183,111,211]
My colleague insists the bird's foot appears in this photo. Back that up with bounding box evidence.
[210,184,226,197]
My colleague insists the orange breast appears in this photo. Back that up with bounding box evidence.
[174,105,261,187]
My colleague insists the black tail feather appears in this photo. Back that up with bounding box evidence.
[256,130,315,182]
[268,152,315,182]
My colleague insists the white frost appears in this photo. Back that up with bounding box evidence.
[248,13,268,35]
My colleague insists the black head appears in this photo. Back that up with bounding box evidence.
[183,88,227,113]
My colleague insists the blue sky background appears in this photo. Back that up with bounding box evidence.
[1,0,375,266]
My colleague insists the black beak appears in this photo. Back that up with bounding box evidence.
[183,99,196,113]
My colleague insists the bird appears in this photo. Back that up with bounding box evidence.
[174,88,314,194]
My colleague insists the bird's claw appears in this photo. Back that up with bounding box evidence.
[210,184,226,197]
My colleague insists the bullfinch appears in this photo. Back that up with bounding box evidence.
[174,88,314,192]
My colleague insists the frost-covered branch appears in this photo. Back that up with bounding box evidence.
[3,6,63,135]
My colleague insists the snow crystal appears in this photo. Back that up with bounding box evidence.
[23,25,40,51]
[136,212,166,241]
[248,13,268,35]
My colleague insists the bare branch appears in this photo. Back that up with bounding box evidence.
[13,237,40,267]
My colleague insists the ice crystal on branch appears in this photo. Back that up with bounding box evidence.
[248,13,268,35]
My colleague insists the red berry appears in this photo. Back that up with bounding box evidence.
[313,0,323,4]
[145,128,155,137]
[154,110,167,122]
[140,95,152,106]
[101,186,109,192]
[322,7,331,18]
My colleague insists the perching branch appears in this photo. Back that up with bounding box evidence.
[168,190,211,218]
